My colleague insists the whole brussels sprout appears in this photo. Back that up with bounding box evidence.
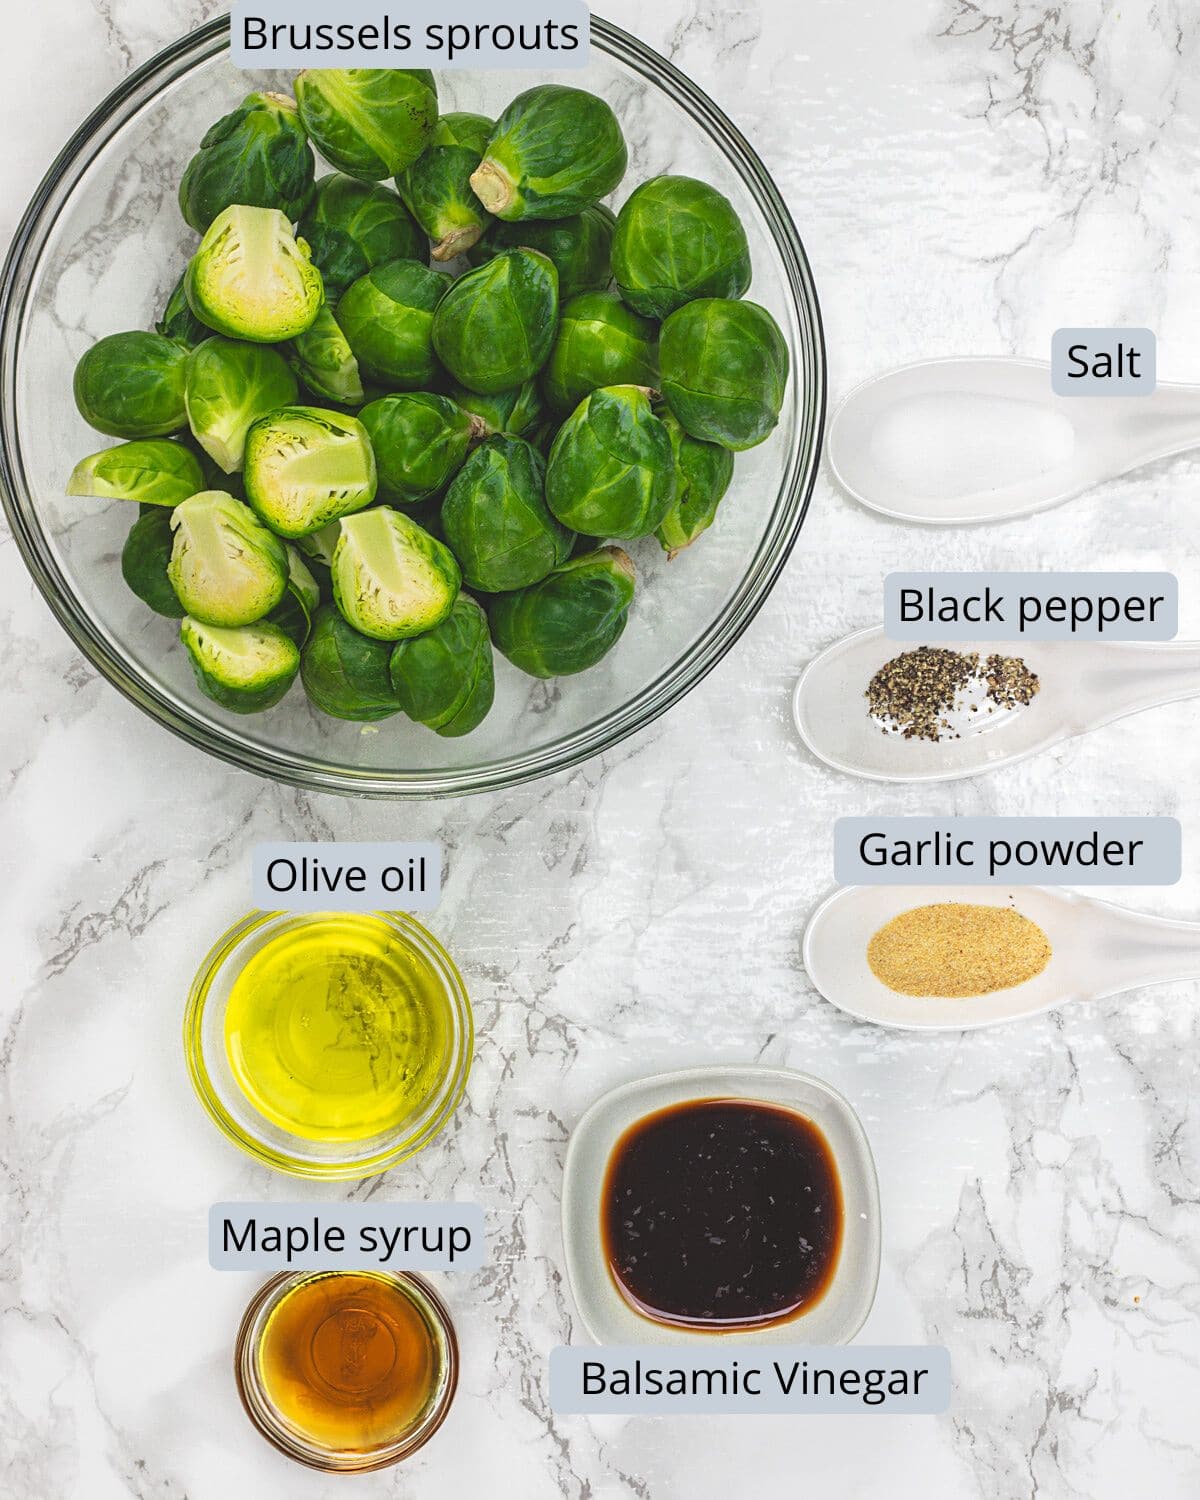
[442,437,572,593]
[298,174,425,297]
[360,392,482,505]
[73,332,189,439]
[546,385,676,539]
[295,69,438,180]
[168,490,289,627]
[432,249,558,395]
[179,91,315,233]
[185,206,324,344]
[397,112,493,262]
[157,274,210,347]
[471,205,614,300]
[654,410,735,556]
[337,259,445,388]
[471,86,627,222]
[449,379,544,440]
[541,291,658,414]
[181,616,301,714]
[244,407,378,537]
[659,298,789,450]
[390,594,495,737]
[268,545,322,647]
[287,306,364,406]
[68,439,205,507]
[301,604,401,720]
[489,546,635,678]
[332,506,461,641]
[185,336,299,473]
[612,176,752,319]
[121,509,185,617]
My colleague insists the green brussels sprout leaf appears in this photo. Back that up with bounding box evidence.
[546,384,676,539]
[179,91,316,233]
[68,439,205,508]
[121,509,186,617]
[442,436,573,593]
[298,174,426,298]
[287,306,365,406]
[397,111,493,261]
[156,274,211,347]
[295,69,438,180]
[654,410,736,556]
[300,603,403,720]
[337,258,445,387]
[542,290,658,414]
[432,248,558,395]
[360,392,483,505]
[185,336,299,473]
[448,379,545,440]
[73,332,190,440]
[471,205,614,300]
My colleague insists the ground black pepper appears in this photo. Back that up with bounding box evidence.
[866,646,1039,742]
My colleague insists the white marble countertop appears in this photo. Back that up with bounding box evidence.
[2,2,1199,1497]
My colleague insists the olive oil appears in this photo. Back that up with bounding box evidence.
[223,913,452,1143]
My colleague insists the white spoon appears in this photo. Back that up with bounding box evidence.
[828,356,1200,524]
[803,884,1200,1031]
[793,626,1200,783]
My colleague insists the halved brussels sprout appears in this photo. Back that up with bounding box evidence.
[612,176,752,319]
[449,379,544,440]
[157,274,210,347]
[295,69,438,180]
[121,509,185,617]
[179,91,315,233]
[470,86,627,222]
[268,545,322,647]
[397,112,493,261]
[659,298,789,450]
[432,249,558,395]
[294,519,342,569]
[185,206,324,343]
[360,392,481,505]
[337,259,445,388]
[655,410,735,556]
[331,506,461,641]
[298,174,426,297]
[168,490,289,626]
[390,594,495,737]
[546,385,676,539]
[68,439,205,507]
[185,337,299,473]
[442,437,572,593]
[287,306,364,406]
[73,332,190,439]
[541,290,658,414]
[301,604,402,720]
[489,546,635,677]
[472,205,614,300]
[244,407,378,537]
[181,616,300,713]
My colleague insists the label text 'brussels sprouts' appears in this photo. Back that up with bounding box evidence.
[231,2,590,68]
[252,841,441,910]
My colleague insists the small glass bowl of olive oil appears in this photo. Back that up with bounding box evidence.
[185,911,473,1179]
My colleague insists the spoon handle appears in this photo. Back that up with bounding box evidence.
[1082,643,1200,724]
[1088,902,1200,993]
[1122,381,1200,466]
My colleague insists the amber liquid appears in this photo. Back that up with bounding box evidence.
[255,1272,443,1455]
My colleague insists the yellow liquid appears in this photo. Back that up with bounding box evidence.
[224,916,453,1143]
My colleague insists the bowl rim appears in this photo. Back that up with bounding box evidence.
[0,13,825,799]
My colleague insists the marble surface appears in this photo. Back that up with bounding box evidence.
[2,2,1199,1497]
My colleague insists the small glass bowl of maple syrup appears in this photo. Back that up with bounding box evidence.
[234,1270,459,1472]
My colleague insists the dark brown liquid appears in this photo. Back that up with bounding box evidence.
[601,1098,843,1331]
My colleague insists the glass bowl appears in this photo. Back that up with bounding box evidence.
[184,910,473,1179]
[0,16,824,797]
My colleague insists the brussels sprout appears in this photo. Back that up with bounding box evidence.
[331,506,460,642]
[337,259,445,388]
[659,298,789,451]
[184,337,298,473]
[287,306,364,406]
[489,546,635,678]
[390,594,495,737]
[168,490,289,626]
[295,69,438,181]
[546,385,676,539]
[300,604,402,720]
[67,439,205,507]
[442,437,572,593]
[244,406,377,537]
[471,86,627,222]
[298,174,426,297]
[157,274,210,347]
[541,291,658,414]
[269,545,322,647]
[449,379,544,440]
[612,176,752,319]
[654,410,735,556]
[432,249,558,395]
[360,392,481,505]
[121,509,185,617]
[179,91,315,233]
[294,519,342,568]
[185,206,324,343]
[397,112,493,262]
[471,205,614,300]
[73,332,189,439]
[181,616,300,713]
